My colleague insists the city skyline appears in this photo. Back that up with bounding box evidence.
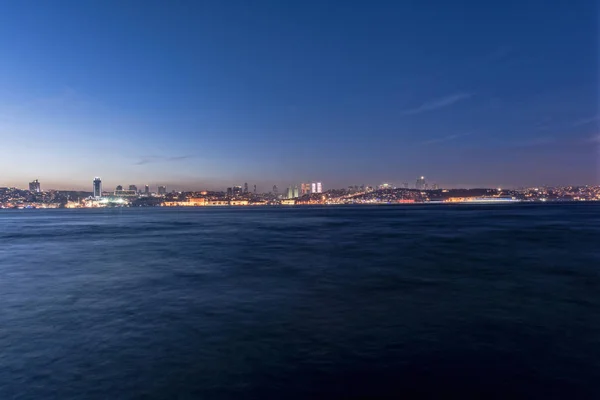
[4,174,600,194]
[0,1,598,188]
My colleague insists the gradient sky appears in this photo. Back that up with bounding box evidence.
[0,0,598,191]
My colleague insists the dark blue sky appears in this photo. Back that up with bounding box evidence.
[0,0,597,190]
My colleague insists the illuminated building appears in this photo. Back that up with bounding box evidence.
[293,186,299,198]
[432,184,439,190]
[207,200,229,206]
[158,185,167,195]
[281,199,295,205]
[114,190,137,197]
[227,187,233,197]
[144,185,149,195]
[93,177,102,198]
[379,183,391,190]
[287,186,294,199]
[233,186,242,196]
[129,185,138,192]
[301,183,311,195]
[316,182,322,193]
[29,179,41,193]
[116,185,123,191]
[311,182,316,193]
[416,176,426,190]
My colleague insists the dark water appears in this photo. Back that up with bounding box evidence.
[1,204,599,399]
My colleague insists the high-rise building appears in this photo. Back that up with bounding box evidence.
[311,183,316,193]
[233,186,242,196]
[158,185,167,195]
[273,185,278,196]
[144,185,150,195]
[93,177,102,198]
[129,185,138,192]
[116,185,123,191]
[316,182,322,193]
[416,176,426,190]
[287,186,294,199]
[301,183,311,195]
[293,186,299,198]
[253,184,257,194]
[29,179,41,193]
[227,187,233,197]
[244,182,248,193]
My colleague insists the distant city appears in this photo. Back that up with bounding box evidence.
[1,176,599,209]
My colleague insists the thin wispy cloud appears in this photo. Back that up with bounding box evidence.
[572,115,599,127]
[402,93,473,116]
[419,133,471,146]
[134,155,194,165]
[588,133,600,143]
[512,136,556,147]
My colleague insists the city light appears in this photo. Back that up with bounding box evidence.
[1,177,599,209]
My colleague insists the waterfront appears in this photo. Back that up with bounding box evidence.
[1,204,599,398]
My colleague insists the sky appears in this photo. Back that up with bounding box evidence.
[0,0,598,191]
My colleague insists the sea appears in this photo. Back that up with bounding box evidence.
[0,204,599,399]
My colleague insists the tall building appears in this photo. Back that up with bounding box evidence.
[158,185,167,195]
[233,186,242,196]
[129,185,138,192]
[273,185,278,196]
[311,182,316,193]
[116,185,123,191]
[93,177,102,198]
[29,179,41,193]
[244,182,248,193]
[316,182,323,193]
[301,183,311,195]
[293,186,299,198]
[432,184,439,190]
[253,184,257,194]
[416,176,426,190]
[227,187,233,197]
[144,185,150,195]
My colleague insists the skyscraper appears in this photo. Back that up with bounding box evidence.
[144,185,150,195]
[316,182,323,193]
[29,179,41,193]
[301,183,311,195]
[116,185,123,191]
[227,187,233,197]
[416,176,426,190]
[311,182,316,193]
[287,186,294,199]
[293,186,299,198]
[253,184,257,194]
[93,177,102,198]
[129,185,138,192]
[273,185,278,196]
[158,185,167,195]
[244,182,248,193]
[233,186,242,196]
